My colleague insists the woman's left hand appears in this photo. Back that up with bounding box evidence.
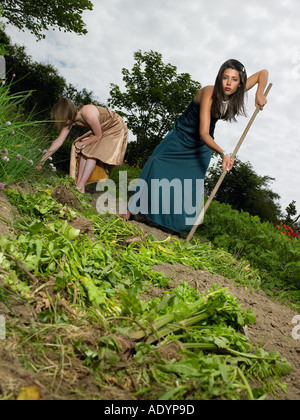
[255,93,267,111]
[76,141,86,149]
[222,155,235,173]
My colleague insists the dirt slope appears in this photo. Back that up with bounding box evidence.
[0,190,299,400]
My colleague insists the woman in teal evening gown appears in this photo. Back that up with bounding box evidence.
[127,60,269,233]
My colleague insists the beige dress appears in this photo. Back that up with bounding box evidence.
[70,106,128,184]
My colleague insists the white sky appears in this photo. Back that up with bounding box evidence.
[4,0,300,213]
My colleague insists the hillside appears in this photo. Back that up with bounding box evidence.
[0,182,299,401]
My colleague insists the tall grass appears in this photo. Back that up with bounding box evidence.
[0,83,50,187]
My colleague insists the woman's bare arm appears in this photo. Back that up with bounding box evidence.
[38,126,71,167]
[199,86,224,154]
[246,69,269,110]
[198,86,234,172]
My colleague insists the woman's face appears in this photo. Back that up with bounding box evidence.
[222,68,241,96]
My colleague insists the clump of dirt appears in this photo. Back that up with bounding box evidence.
[10,181,35,196]
[157,342,183,361]
[69,217,94,235]
[90,191,127,216]
[51,185,82,210]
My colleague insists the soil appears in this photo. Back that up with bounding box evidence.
[0,187,299,400]
[0,190,16,237]
[51,185,82,210]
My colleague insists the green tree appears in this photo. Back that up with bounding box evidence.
[108,50,201,165]
[285,201,297,223]
[65,85,105,107]
[0,0,93,40]
[284,201,300,230]
[205,158,282,224]
[1,30,67,118]
[0,30,103,119]
[0,10,8,55]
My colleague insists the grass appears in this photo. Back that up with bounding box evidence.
[0,84,50,187]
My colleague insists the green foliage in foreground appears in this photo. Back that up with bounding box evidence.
[0,183,292,400]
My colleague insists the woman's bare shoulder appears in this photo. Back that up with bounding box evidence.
[80,104,102,121]
[194,85,214,105]
[81,104,100,114]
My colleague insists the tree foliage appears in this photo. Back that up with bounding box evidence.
[0,30,103,119]
[0,10,7,55]
[205,158,282,224]
[108,50,201,164]
[0,0,93,40]
[284,200,300,231]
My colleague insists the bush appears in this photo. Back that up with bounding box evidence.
[197,201,300,291]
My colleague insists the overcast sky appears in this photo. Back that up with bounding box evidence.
[4,0,300,213]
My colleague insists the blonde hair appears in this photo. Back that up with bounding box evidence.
[51,98,80,131]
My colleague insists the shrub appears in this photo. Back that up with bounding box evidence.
[197,201,300,290]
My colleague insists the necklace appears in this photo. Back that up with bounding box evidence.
[221,100,229,116]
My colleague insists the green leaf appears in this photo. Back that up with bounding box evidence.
[59,221,80,240]
[119,291,142,317]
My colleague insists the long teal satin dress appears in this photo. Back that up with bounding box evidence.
[128,100,219,233]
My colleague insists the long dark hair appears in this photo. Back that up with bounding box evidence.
[211,59,248,122]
